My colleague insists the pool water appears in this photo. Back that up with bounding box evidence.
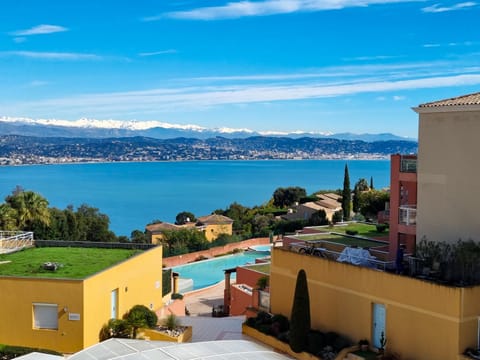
[248,244,272,252]
[172,251,268,291]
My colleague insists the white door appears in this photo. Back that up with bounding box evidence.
[372,303,386,348]
[111,289,118,319]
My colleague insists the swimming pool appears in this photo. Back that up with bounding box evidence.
[248,244,272,252]
[172,251,269,291]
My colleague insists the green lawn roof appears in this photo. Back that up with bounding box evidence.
[0,247,142,279]
[291,233,387,248]
[243,263,270,274]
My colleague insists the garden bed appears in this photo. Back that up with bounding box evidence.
[141,325,192,342]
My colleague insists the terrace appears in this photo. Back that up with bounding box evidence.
[0,246,142,279]
[283,224,393,270]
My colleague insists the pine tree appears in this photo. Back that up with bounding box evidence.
[342,164,351,221]
[289,269,311,353]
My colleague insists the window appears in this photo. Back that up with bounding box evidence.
[33,303,58,330]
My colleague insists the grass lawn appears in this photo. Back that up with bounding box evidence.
[291,232,386,248]
[0,247,141,279]
[243,263,270,274]
[312,223,389,238]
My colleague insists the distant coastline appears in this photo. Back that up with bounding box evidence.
[0,134,416,166]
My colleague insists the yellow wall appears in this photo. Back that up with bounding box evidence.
[82,245,163,349]
[0,246,163,354]
[415,108,480,243]
[204,223,232,241]
[0,277,84,353]
[270,248,479,360]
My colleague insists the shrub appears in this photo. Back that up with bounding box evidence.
[171,293,184,300]
[307,330,325,355]
[289,269,311,353]
[256,276,269,290]
[0,345,62,359]
[376,223,388,233]
[271,314,289,333]
[99,319,132,341]
[163,314,180,330]
[346,230,358,236]
[325,331,339,346]
[333,334,352,351]
[124,304,158,338]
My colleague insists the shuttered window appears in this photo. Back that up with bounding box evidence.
[33,303,58,330]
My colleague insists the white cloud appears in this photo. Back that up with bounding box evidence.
[138,49,178,57]
[13,37,26,43]
[26,80,49,88]
[393,95,406,100]
[145,0,425,21]
[8,70,480,117]
[9,24,68,36]
[0,51,101,61]
[422,1,476,13]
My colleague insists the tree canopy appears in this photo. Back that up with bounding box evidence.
[175,211,196,225]
[272,187,307,208]
[341,164,352,221]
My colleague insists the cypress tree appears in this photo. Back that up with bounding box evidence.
[342,164,351,221]
[289,269,311,353]
[370,176,374,190]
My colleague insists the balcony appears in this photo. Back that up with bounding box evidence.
[399,205,416,225]
[400,156,417,173]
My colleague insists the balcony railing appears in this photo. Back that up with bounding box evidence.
[0,231,34,253]
[400,157,417,173]
[399,205,416,226]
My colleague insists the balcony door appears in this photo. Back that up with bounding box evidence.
[372,303,386,349]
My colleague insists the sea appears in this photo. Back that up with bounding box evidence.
[0,160,390,236]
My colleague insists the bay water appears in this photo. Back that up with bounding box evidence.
[0,160,389,236]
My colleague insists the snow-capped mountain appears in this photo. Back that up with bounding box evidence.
[0,116,415,142]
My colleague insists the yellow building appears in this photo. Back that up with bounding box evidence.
[196,214,233,241]
[268,93,480,360]
[270,247,480,360]
[413,92,480,244]
[0,244,163,354]
[146,214,233,243]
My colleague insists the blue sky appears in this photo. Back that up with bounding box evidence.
[1,0,479,138]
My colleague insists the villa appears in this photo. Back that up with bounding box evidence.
[0,236,164,354]
[266,92,480,359]
[281,192,342,222]
[146,214,234,243]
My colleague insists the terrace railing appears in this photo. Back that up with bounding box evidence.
[0,231,34,252]
[289,242,395,271]
[399,205,417,226]
[400,156,417,173]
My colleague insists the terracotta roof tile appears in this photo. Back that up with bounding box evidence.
[419,92,480,107]
[196,214,234,224]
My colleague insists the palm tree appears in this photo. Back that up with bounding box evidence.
[0,204,18,230]
[6,190,50,230]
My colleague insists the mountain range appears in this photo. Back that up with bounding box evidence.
[0,117,415,142]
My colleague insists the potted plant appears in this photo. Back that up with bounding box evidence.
[359,339,369,351]
[377,331,387,358]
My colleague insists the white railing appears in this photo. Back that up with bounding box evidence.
[399,205,416,226]
[0,231,34,252]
